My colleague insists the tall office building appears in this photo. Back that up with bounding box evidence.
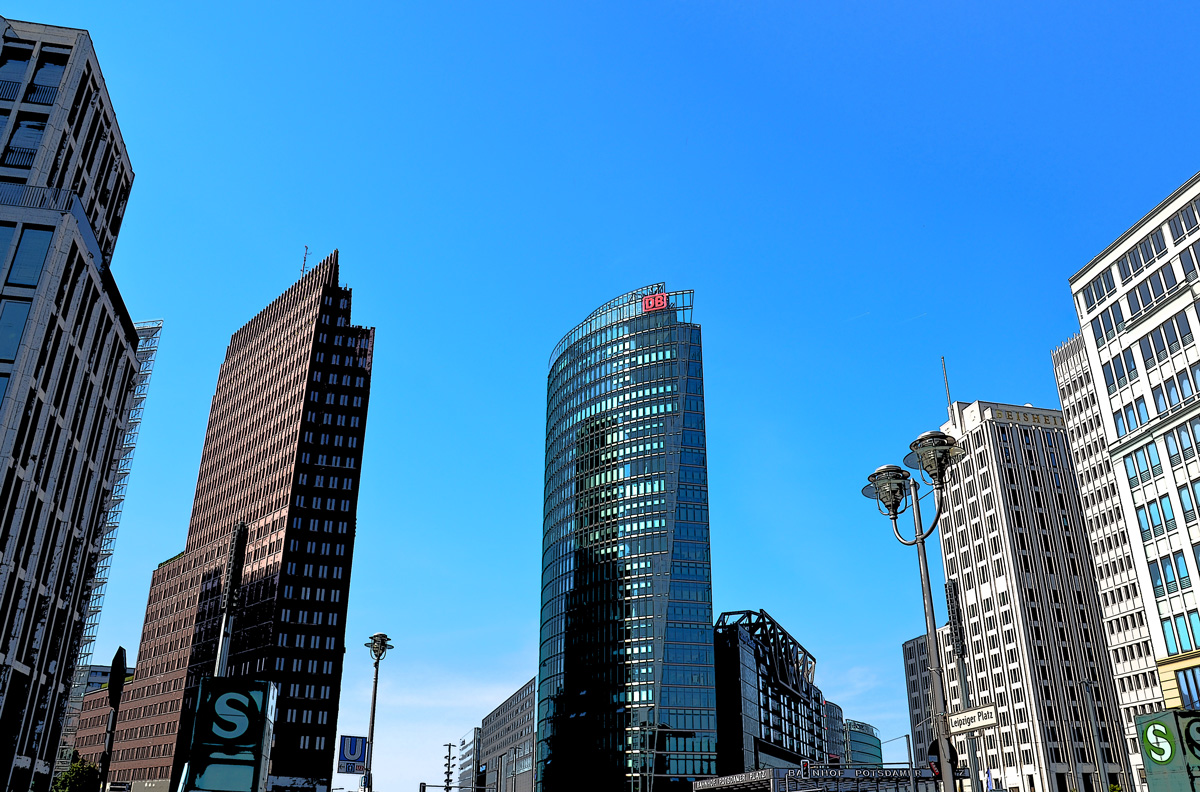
[0,18,147,792]
[713,609,826,775]
[481,678,536,792]
[458,727,481,792]
[936,400,1125,792]
[845,721,882,766]
[1051,335,1160,789]
[822,701,845,765]
[94,253,374,792]
[538,284,715,792]
[56,319,161,775]
[903,634,933,762]
[1065,173,1200,785]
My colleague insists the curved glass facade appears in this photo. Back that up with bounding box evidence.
[539,284,715,792]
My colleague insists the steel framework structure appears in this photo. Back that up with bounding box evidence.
[714,610,817,692]
[54,319,163,773]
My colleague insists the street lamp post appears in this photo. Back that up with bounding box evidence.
[364,632,394,792]
[863,431,964,792]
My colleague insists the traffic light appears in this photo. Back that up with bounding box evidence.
[420,785,426,792]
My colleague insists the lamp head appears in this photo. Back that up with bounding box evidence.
[903,430,963,488]
[365,631,394,661]
[861,464,911,518]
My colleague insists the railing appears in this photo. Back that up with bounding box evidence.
[2,146,35,168]
[0,183,72,211]
[1167,517,1178,532]
[23,83,56,105]
[0,80,18,101]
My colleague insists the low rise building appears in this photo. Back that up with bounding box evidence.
[481,678,535,792]
[713,610,826,775]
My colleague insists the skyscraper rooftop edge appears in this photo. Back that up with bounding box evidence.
[1069,167,1200,284]
[548,282,696,369]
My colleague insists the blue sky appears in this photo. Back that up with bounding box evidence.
[9,0,1200,787]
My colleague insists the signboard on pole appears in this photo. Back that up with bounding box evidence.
[1136,709,1200,792]
[338,735,369,775]
[182,678,277,792]
[948,704,1000,735]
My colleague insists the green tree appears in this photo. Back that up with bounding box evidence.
[1109,785,1123,792]
[50,751,100,792]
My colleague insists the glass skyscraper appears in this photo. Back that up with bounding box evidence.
[539,284,715,792]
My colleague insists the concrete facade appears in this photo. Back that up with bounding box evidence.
[76,254,374,792]
[1051,334,1161,790]
[482,678,536,792]
[0,17,144,792]
[1064,171,1200,765]
[937,400,1126,792]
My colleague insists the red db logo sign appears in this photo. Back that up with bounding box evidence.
[642,294,669,312]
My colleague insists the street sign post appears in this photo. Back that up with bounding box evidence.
[181,678,277,792]
[338,735,369,775]
[948,705,1000,736]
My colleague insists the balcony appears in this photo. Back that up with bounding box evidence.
[2,146,35,168]
[0,80,17,102]
[23,84,57,106]
[0,183,72,211]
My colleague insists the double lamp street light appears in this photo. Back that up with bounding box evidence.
[862,430,963,792]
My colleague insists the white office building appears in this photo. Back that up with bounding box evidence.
[1051,335,1163,790]
[1065,170,1200,784]
[934,400,1126,792]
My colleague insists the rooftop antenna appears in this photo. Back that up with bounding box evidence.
[301,245,309,275]
[942,356,955,428]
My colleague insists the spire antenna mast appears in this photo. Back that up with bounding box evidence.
[941,356,951,410]
[301,245,309,275]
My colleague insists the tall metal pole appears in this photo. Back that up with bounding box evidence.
[363,632,393,792]
[947,582,982,792]
[906,734,918,792]
[98,646,127,792]
[1082,681,1108,792]
[366,653,380,792]
[214,522,248,677]
[911,479,957,792]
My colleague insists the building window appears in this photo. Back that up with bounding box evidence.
[1177,667,1200,709]
[0,299,31,361]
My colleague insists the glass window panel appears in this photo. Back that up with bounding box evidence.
[0,299,30,360]
[1163,558,1177,584]
[1178,615,1194,651]
[1151,273,1166,298]
[7,226,52,286]
[1164,619,1180,655]
[0,224,15,268]
[1141,337,1156,367]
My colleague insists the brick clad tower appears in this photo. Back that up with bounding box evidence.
[82,253,373,792]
